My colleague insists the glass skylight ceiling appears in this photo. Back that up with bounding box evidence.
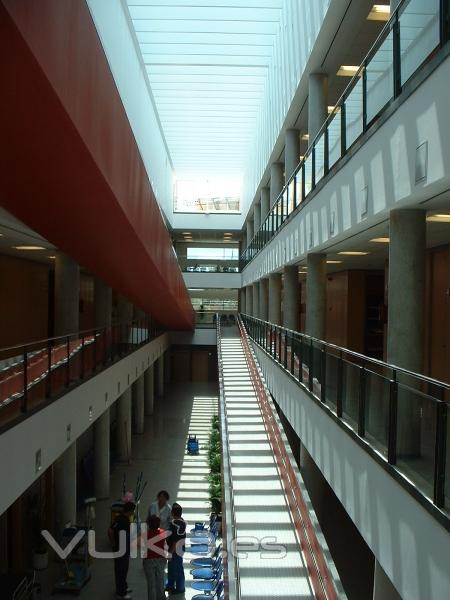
[125,0,283,175]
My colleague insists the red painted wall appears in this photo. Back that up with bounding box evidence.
[0,0,193,330]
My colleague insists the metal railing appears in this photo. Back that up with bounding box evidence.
[0,317,163,430]
[241,0,449,269]
[238,316,340,599]
[216,316,241,600]
[241,314,450,524]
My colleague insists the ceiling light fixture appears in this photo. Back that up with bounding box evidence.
[337,65,361,77]
[370,237,390,243]
[327,260,343,264]
[13,245,46,251]
[368,4,391,21]
[48,255,56,259]
[338,251,369,256]
[427,214,450,223]
[301,134,309,141]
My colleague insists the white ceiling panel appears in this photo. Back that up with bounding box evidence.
[125,0,283,175]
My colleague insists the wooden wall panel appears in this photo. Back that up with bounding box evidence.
[0,255,49,349]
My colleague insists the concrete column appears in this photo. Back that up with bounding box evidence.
[283,266,300,331]
[117,389,132,462]
[144,364,154,416]
[308,73,328,141]
[387,210,425,372]
[254,202,261,233]
[246,218,254,244]
[239,288,247,314]
[285,129,300,183]
[373,561,402,600]
[269,273,282,325]
[54,253,79,336]
[245,285,253,316]
[93,278,112,499]
[132,374,145,434]
[387,210,425,456]
[54,254,79,529]
[252,282,260,319]
[260,187,270,223]
[305,254,327,339]
[156,354,164,397]
[54,443,77,529]
[93,411,110,499]
[259,278,269,322]
[270,163,284,207]
[94,278,112,329]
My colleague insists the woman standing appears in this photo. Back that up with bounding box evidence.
[143,515,167,600]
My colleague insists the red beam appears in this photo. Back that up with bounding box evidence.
[0,0,193,330]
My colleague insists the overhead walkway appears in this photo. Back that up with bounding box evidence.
[218,321,343,599]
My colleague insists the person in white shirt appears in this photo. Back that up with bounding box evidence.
[148,490,172,531]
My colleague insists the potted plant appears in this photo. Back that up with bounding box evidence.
[207,415,222,515]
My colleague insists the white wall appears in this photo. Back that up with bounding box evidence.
[243,53,450,285]
[183,272,241,290]
[253,343,450,600]
[170,329,217,346]
[0,334,169,516]
[87,0,174,217]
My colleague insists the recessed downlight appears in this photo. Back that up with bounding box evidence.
[370,237,390,243]
[301,134,310,141]
[338,251,369,256]
[337,65,361,77]
[327,260,343,264]
[427,214,450,223]
[368,5,390,21]
[13,245,46,251]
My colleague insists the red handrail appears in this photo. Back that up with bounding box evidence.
[238,316,338,600]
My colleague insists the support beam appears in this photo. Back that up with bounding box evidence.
[94,278,112,329]
[144,364,155,416]
[285,129,300,183]
[308,73,328,141]
[254,202,261,233]
[239,288,246,314]
[54,253,79,336]
[269,273,282,325]
[270,163,284,207]
[283,266,300,331]
[259,278,269,322]
[260,187,270,224]
[93,411,110,500]
[245,285,253,316]
[305,254,327,339]
[253,282,260,319]
[132,374,145,434]
[55,443,77,529]
[156,354,165,397]
[117,389,132,462]
[246,219,254,245]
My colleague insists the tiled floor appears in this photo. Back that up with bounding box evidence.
[220,335,314,600]
[42,381,218,599]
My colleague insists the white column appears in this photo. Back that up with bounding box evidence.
[269,273,282,325]
[93,411,110,500]
[270,163,284,207]
[283,266,300,331]
[156,354,164,397]
[144,364,155,416]
[253,202,261,233]
[308,73,328,141]
[246,218,254,244]
[132,374,145,434]
[245,286,253,316]
[260,187,270,224]
[305,254,327,339]
[285,129,300,183]
[239,288,247,314]
[117,389,132,462]
[259,278,269,322]
[93,278,112,499]
[54,253,79,529]
[252,282,260,319]
[54,443,77,529]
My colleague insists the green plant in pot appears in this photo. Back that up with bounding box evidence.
[207,415,222,514]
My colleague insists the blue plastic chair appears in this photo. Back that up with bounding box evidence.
[191,555,222,580]
[191,580,224,600]
[191,566,223,593]
[187,434,200,455]
[190,544,222,568]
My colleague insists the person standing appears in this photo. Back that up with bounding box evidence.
[148,490,172,531]
[166,503,186,595]
[143,515,167,600]
[108,501,136,600]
